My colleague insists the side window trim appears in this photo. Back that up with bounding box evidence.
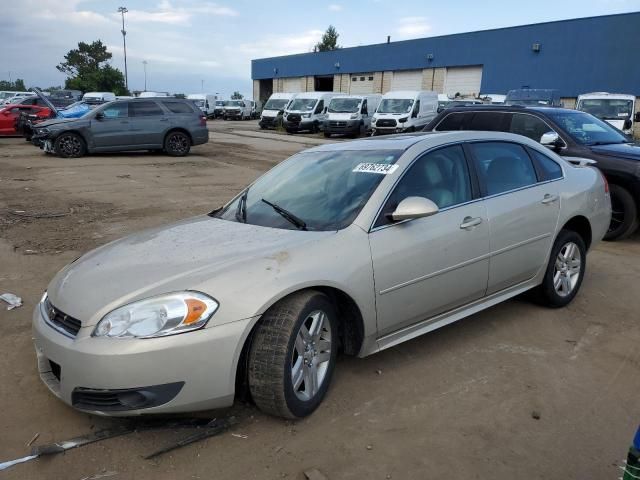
[525,146,565,182]
[370,142,479,231]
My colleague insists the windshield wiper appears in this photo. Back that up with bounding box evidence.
[588,141,628,146]
[261,198,307,230]
[235,188,248,223]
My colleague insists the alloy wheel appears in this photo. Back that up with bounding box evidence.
[553,242,582,297]
[291,310,332,401]
[59,135,82,157]
[168,133,189,155]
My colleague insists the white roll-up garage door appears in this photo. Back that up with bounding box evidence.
[349,73,375,94]
[444,66,483,97]
[391,70,423,91]
[282,77,303,93]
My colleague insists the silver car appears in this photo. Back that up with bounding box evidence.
[33,131,611,418]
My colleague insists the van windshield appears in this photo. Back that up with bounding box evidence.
[377,98,413,114]
[264,99,289,110]
[328,98,361,113]
[288,98,317,111]
[225,101,244,107]
[578,99,634,120]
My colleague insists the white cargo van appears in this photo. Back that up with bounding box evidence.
[139,91,171,98]
[223,99,252,120]
[283,91,345,133]
[323,94,382,138]
[371,90,438,135]
[576,92,637,135]
[187,93,218,118]
[82,92,116,105]
[259,92,297,129]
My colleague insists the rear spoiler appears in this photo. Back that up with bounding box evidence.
[562,157,597,167]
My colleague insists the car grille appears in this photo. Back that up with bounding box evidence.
[73,390,125,409]
[261,117,275,126]
[287,113,301,123]
[44,298,82,337]
[376,119,397,128]
[329,121,347,127]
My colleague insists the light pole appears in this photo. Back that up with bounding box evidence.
[117,6,128,91]
[201,79,204,93]
[142,60,148,91]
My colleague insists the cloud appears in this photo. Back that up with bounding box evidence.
[328,4,343,11]
[117,1,238,25]
[234,29,324,59]
[396,16,432,39]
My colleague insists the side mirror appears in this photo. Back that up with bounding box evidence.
[95,112,105,120]
[278,109,284,115]
[412,109,418,118]
[635,112,640,123]
[323,107,328,114]
[540,131,561,149]
[624,119,632,130]
[390,197,439,222]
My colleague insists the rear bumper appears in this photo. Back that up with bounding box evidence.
[32,302,254,416]
[192,128,209,146]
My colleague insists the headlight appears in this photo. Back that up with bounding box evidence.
[93,291,218,339]
[350,113,359,120]
[302,113,311,118]
[372,116,377,123]
[399,117,408,123]
[37,127,50,134]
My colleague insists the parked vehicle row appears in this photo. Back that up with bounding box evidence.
[323,94,382,138]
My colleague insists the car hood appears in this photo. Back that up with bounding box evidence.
[591,142,640,161]
[47,216,334,326]
[35,117,85,128]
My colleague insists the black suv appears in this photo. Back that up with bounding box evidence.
[425,106,640,240]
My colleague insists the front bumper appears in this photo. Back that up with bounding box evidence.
[224,110,243,118]
[371,124,408,135]
[283,118,314,132]
[323,120,361,135]
[259,116,279,128]
[33,302,254,415]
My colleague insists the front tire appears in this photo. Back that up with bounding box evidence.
[604,184,638,241]
[164,131,191,157]
[54,132,86,158]
[535,230,586,308]
[248,291,338,419]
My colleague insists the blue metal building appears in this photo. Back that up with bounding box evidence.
[251,12,640,103]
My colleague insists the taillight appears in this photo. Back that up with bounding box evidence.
[199,115,206,126]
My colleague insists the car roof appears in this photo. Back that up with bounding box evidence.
[436,105,571,115]
[308,130,538,153]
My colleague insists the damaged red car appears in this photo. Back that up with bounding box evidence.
[0,104,52,136]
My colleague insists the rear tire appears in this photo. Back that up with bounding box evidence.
[248,291,338,419]
[535,230,586,308]
[164,131,191,157]
[604,184,638,241]
[54,132,86,158]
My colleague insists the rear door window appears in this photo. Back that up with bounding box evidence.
[102,103,128,118]
[467,112,509,131]
[528,148,563,181]
[164,101,195,114]
[130,101,164,117]
[470,142,538,196]
[509,113,553,142]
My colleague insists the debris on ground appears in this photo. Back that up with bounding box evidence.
[26,432,40,446]
[8,209,71,218]
[366,444,373,450]
[143,417,237,460]
[303,468,329,480]
[231,433,248,439]
[79,470,118,480]
[376,369,382,375]
[0,455,38,471]
[0,293,22,310]
[31,424,135,456]
[531,410,541,420]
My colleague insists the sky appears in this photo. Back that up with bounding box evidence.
[1,0,639,98]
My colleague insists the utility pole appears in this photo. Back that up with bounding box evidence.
[201,79,204,93]
[118,6,129,91]
[142,61,148,91]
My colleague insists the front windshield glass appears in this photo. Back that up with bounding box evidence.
[578,99,634,120]
[215,149,402,231]
[193,99,205,107]
[288,98,317,111]
[225,101,243,107]
[546,110,629,146]
[328,98,361,113]
[377,98,413,114]
[264,99,289,110]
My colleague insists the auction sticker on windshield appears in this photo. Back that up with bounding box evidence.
[353,163,399,174]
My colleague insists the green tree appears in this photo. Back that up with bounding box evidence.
[56,40,128,95]
[0,79,27,91]
[231,91,244,99]
[313,25,340,52]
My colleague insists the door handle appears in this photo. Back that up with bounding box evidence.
[460,216,483,230]
[159,118,169,122]
[542,194,559,205]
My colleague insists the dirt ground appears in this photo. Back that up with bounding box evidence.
[1,120,639,479]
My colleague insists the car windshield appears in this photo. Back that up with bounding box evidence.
[264,99,289,110]
[577,99,634,120]
[214,149,402,231]
[328,98,361,113]
[377,98,413,114]
[192,99,205,107]
[226,101,244,107]
[288,98,317,111]
[546,110,630,146]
